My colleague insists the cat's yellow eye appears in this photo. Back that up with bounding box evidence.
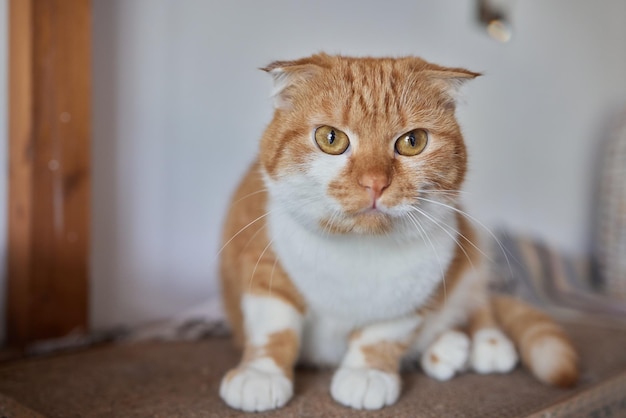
[395,129,428,156]
[314,126,350,155]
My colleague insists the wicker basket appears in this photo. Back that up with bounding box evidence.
[595,109,626,299]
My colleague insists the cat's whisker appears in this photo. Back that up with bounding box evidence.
[269,256,279,299]
[416,192,463,204]
[421,189,467,193]
[216,210,272,259]
[406,212,447,305]
[240,223,267,255]
[414,197,514,280]
[230,188,269,206]
[331,211,345,234]
[416,189,467,196]
[248,238,275,292]
[322,209,342,237]
[410,205,475,271]
[408,203,492,263]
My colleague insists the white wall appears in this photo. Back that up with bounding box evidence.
[90,0,626,330]
[0,0,8,343]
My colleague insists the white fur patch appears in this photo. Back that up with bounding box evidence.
[267,68,292,107]
[267,66,318,109]
[241,294,303,347]
[331,368,400,410]
[471,328,518,374]
[267,202,456,324]
[421,330,470,381]
[219,362,293,412]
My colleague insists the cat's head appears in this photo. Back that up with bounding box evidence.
[259,53,478,236]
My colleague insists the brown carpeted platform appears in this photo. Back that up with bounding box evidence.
[1,322,626,417]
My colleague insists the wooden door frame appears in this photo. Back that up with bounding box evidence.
[7,0,91,346]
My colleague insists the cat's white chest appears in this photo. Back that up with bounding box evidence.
[267,206,457,364]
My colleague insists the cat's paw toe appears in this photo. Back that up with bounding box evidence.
[421,330,470,381]
[219,366,293,412]
[331,367,400,410]
[471,328,518,374]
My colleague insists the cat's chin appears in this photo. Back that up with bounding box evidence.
[319,211,393,235]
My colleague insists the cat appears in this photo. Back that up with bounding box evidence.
[218,53,578,412]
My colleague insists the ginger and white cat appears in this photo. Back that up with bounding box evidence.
[219,54,578,412]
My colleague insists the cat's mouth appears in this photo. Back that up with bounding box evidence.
[318,208,393,235]
[350,210,393,234]
[361,206,383,215]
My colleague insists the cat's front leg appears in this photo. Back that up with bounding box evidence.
[220,293,303,412]
[331,315,422,410]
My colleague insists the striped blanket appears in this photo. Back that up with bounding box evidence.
[488,232,626,319]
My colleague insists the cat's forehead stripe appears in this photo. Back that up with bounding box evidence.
[335,60,410,130]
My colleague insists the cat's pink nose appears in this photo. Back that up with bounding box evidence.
[359,173,391,201]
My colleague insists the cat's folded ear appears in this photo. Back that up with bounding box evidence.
[261,59,322,109]
[422,67,482,104]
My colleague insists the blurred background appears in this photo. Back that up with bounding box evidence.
[1,0,625,343]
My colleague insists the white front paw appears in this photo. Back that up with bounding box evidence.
[471,328,518,374]
[219,366,293,412]
[331,367,401,410]
[421,330,470,381]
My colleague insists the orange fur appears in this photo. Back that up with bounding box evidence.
[263,330,300,379]
[362,341,409,374]
[492,295,579,387]
[220,161,306,349]
[259,54,472,235]
[219,54,578,412]
[427,212,482,311]
[468,304,498,334]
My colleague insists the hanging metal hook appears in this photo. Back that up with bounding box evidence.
[478,0,513,43]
